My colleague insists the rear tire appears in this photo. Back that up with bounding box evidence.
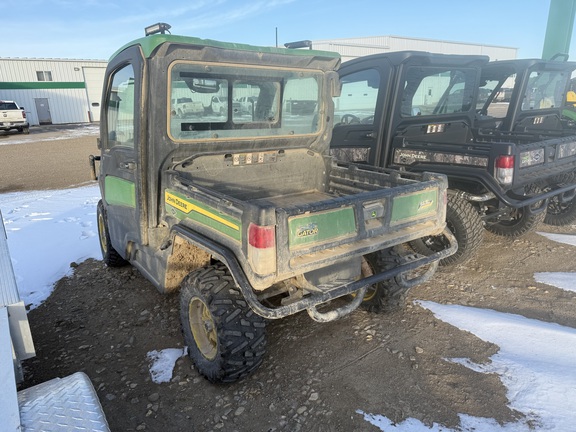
[359,246,428,313]
[544,195,576,226]
[180,264,267,383]
[410,194,483,266]
[486,185,546,237]
[97,200,128,267]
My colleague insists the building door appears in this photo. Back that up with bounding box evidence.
[34,98,52,125]
[83,66,106,122]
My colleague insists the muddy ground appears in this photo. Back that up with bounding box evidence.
[4,125,576,431]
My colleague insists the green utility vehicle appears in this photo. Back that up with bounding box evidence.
[91,25,456,383]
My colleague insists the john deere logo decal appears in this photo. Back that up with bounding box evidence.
[296,223,319,238]
[166,192,192,214]
[418,199,434,211]
[165,191,240,231]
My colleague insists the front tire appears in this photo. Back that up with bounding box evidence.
[180,264,267,383]
[410,194,484,266]
[97,200,128,267]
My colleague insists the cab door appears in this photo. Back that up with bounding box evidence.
[99,48,144,258]
[330,59,392,167]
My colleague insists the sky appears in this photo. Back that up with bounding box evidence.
[2,127,576,429]
[2,0,573,61]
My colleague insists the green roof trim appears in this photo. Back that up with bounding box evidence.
[110,34,340,61]
[0,82,86,90]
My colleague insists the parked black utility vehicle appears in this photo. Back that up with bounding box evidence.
[475,58,576,226]
[330,51,576,265]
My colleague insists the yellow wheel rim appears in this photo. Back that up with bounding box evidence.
[189,298,218,360]
[355,257,377,301]
[97,212,108,254]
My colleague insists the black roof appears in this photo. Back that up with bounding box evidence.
[340,50,489,70]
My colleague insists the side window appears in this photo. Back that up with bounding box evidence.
[334,69,379,125]
[402,68,476,116]
[478,74,516,119]
[106,64,135,148]
[331,69,379,164]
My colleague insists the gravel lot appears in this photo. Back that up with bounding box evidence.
[4,124,576,431]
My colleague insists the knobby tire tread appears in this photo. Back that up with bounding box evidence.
[410,194,483,266]
[180,263,267,383]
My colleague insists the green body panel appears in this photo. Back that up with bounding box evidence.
[111,34,340,61]
[542,0,576,60]
[288,207,356,248]
[390,189,438,225]
[104,176,136,207]
[0,82,85,90]
[164,190,241,241]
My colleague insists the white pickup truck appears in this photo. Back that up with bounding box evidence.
[172,97,203,118]
[0,101,29,134]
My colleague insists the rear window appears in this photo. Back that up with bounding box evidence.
[0,102,19,110]
[521,69,570,111]
[168,61,323,142]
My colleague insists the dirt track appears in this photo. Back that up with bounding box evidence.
[4,125,576,431]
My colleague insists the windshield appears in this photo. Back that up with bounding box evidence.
[168,62,322,141]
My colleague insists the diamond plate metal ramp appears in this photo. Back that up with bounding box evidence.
[18,372,110,431]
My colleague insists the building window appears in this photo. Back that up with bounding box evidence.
[36,71,53,82]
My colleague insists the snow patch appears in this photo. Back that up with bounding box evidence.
[0,185,101,309]
[537,232,576,247]
[534,272,576,292]
[417,302,576,432]
[147,348,187,384]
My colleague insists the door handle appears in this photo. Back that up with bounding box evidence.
[364,132,376,139]
[120,161,136,170]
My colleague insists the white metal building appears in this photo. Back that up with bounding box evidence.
[0,58,107,126]
[308,35,517,63]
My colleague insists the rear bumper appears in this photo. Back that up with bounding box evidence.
[171,225,457,321]
[0,121,29,131]
[404,163,576,208]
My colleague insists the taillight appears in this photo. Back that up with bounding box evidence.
[248,224,276,275]
[21,110,26,119]
[495,155,514,185]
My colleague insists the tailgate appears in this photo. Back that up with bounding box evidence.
[1,110,24,125]
[1,110,23,120]
[274,163,448,277]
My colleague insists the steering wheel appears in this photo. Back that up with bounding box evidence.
[340,114,361,125]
